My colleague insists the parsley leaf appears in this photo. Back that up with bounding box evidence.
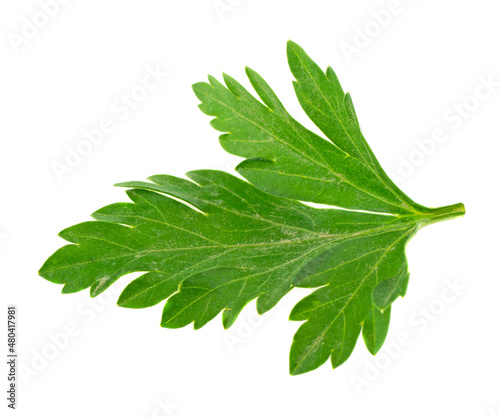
[39,42,465,375]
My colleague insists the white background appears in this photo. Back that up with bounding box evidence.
[1,1,499,416]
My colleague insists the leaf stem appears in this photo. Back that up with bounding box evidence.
[417,202,466,227]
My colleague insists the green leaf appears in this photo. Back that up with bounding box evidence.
[193,42,430,215]
[363,306,391,355]
[40,42,465,375]
[288,227,414,374]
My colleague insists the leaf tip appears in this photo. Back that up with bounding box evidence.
[289,361,307,376]
[244,66,258,80]
[286,39,300,51]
